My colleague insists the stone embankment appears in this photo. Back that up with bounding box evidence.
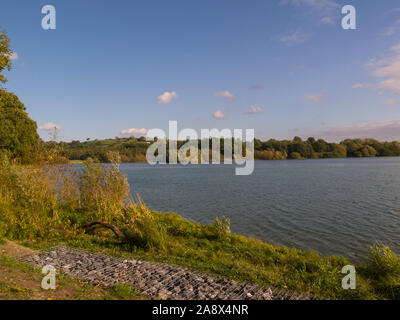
[23,246,311,300]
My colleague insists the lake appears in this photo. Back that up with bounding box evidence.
[119,158,400,262]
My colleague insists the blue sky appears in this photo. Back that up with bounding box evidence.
[2,0,400,142]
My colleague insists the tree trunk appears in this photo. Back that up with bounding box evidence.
[83,222,125,240]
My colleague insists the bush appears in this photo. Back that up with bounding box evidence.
[367,244,400,280]
[119,200,167,250]
[213,216,231,240]
[364,243,400,298]
[79,156,129,222]
[0,156,60,239]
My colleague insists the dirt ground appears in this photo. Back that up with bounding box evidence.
[0,240,143,300]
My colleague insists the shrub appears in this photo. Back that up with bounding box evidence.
[367,244,400,280]
[364,243,400,298]
[78,152,129,222]
[0,156,60,239]
[119,199,167,251]
[213,216,231,240]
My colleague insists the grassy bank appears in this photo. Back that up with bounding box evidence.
[1,154,400,300]
[0,243,145,300]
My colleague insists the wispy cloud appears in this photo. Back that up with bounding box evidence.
[280,0,340,24]
[320,17,334,25]
[39,122,61,131]
[379,20,400,37]
[309,120,400,142]
[352,83,374,89]
[214,91,236,100]
[368,43,400,94]
[120,128,149,137]
[212,109,226,120]
[278,31,309,46]
[305,93,324,105]
[245,105,263,114]
[157,91,178,104]
[385,98,399,106]
[8,51,18,61]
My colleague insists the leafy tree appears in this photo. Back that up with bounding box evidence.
[0,28,12,84]
[289,152,302,159]
[307,137,316,144]
[0,90,40,163]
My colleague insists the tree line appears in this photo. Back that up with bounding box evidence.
[46,136,400,163]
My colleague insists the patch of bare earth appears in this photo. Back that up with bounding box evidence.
[0,240,35,259]
[0,240,119,300]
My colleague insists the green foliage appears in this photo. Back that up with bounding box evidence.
[55,136,400,164]
[0,28,12,84]
[106,284,142,299]
[289,152,303,160]
[0,156,60,239]
[79,152,130,221]
[362,243,400,298]
[213,216,231,240]
[0,151,167,251]
[0,89,40,163]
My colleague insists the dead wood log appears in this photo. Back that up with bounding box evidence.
[83,222,125,239]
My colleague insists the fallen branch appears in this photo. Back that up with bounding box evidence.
[83,222,125,239]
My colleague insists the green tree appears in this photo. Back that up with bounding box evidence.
[289,152,303,159]
[0,28,12,84]
[0,90,40,163]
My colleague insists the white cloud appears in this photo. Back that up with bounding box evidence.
[8,52,18,61]
[214,91,236,99]
[157,91,178,104]
[283,0,339,10]
[278,31,309,46]
[352,83,374,89]
[120,128,149,137]
[310,120,400,142]
[305,93,323,105]
[39,122,61,131]
[245,105,263,114]
[280,0,339,13]
[368,43,400,94]
[320,17,334,25]
[212,109,226,120]
[280,0,339,23]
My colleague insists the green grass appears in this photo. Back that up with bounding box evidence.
[17,211,400,300]
[0,255,145,300]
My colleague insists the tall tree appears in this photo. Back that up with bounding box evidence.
[0,90,40,163]
[0,28,12,84]
[0,28,40,163]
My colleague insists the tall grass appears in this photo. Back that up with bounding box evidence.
[362,243,400,299]
[0,152,165,249]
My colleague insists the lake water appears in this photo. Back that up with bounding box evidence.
[120,158,400,262]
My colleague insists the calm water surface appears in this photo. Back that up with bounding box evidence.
[119,158,400,261]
